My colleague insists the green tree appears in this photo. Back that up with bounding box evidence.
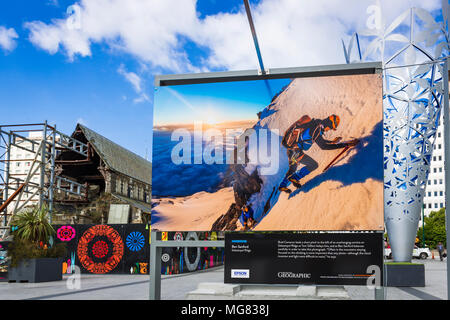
[417,208,446,249]
[11,205,55,244]
[8,205,67,267]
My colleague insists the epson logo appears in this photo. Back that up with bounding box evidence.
[277,272,311,279]
[231,269,250,278]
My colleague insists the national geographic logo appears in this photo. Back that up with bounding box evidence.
[277,272,311,279]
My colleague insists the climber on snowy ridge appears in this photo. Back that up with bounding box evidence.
[278,114,359,194]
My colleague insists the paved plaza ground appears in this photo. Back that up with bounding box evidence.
[0,258,447,300]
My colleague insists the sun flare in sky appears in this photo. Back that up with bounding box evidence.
[203,106,220,125]
[154,78,294,127]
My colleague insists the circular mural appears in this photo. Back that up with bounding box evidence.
[126,231,145,252]
[57,226,76,242]
[161,253,170,263]
[184,232,200,272]
[92,240,109,258]
[77,225,124,274]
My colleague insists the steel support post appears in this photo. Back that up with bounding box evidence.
[39,122,47,210]
[442,58,450,300]
[48,125,56,223]
[2,133,11,226]
[149,230,162,300]
[375,233,386,300]
[149,231,225,300]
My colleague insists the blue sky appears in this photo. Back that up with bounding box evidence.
[0,0,445,160]
[0,1,154,157]
[154,79,290,126]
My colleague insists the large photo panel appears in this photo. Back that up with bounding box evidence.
[152,70,383,232]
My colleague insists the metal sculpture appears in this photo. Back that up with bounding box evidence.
[344,1,449,261]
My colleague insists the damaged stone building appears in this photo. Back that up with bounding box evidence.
[54,124,152,224]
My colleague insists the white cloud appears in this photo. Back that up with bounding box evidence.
[118,64,142,92]
[46,0,60,7]
[23,0,442,71]
[133,93,150,104]
[194,0,442,70]
[25,19,91,60]
[25,0,200,70]
[117,64,150,103]
[0,26,19,52]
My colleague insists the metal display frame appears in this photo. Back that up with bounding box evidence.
[442,59,450,300]
[149,231,224,300]
[150,61,387,300]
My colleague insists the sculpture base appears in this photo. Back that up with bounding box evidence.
[385,263,425,287]
[186,282,350,300]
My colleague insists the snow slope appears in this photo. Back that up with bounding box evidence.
[244,73,384,231]
[152,188,235,231]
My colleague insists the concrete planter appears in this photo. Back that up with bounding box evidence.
[384,263,425,287]
[8,258,63,283]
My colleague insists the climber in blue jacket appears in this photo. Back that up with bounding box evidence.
[239,204,255,228]
[279,114,359,194]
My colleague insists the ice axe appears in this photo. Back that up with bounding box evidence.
[323,139,360,172]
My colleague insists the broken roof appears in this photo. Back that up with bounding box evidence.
[75,124,152,185]
[111,193,152,213]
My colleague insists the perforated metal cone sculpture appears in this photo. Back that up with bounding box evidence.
[343,1,450,261]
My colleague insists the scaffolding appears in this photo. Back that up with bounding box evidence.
[0,122,89,239]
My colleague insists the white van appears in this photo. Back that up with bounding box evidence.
[384,245,431,260]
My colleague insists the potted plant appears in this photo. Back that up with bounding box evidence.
[7,205,67,283]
